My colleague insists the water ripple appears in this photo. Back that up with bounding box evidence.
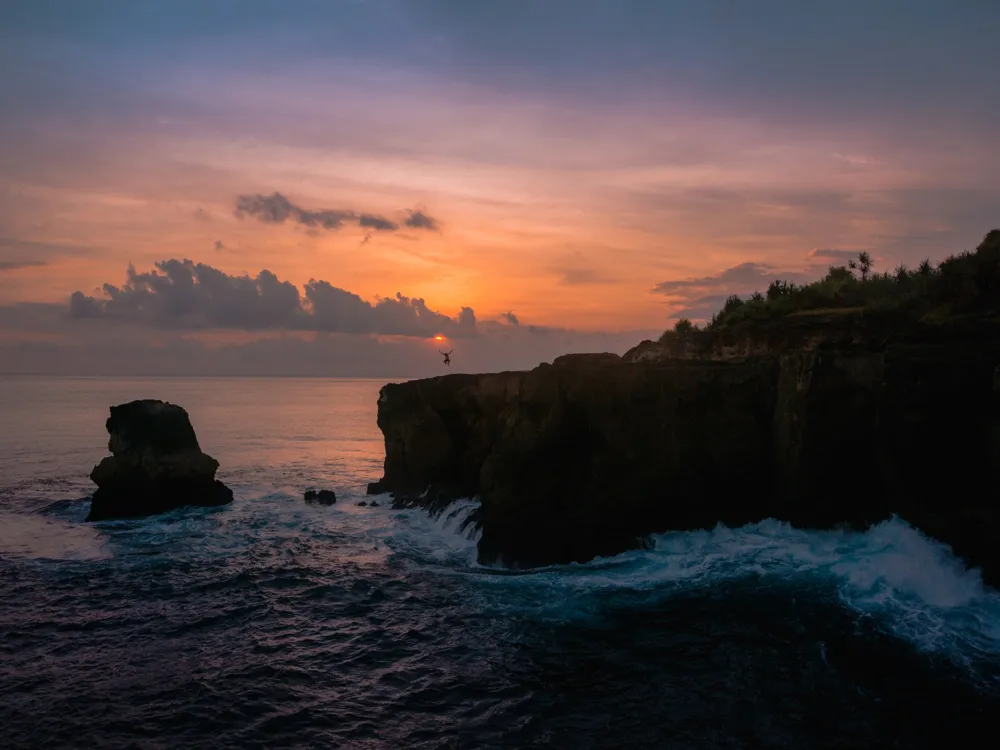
[2,378,999,748]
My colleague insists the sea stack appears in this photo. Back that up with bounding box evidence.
[86,399,233,521]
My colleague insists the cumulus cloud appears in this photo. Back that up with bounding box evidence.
[0,260,47,271]
[234,192,437,234]
[67,259,478,338]
[68,291,103,318]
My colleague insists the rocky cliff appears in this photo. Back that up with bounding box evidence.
[369,321,1000,586]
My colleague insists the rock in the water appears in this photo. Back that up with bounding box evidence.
[86,399,233,522]
[104,398,201,455]
[305,489,337,505]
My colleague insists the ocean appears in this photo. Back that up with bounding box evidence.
[1,375,999,749]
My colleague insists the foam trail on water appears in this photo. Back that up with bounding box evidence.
[381,499,481,566]
[447,512,1000,671]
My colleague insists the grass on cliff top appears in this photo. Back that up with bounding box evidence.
[662,229,1000,341]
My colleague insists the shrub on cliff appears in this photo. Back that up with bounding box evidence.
[659,316,698,343]
[666,229,1000,335]
[674,318,694,333]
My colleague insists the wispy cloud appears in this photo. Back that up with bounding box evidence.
[234,192,439,235]
[652,262,784,296]
[549,250,619,286]
[404,210,439,230]
[0,260,47,272]
[651,261,816,321]
[807,247,864,264]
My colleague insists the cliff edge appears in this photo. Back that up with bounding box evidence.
[368,231,1000,585]
[368,341,1000,585]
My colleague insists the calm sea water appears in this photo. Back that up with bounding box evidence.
[2,375,1000,749]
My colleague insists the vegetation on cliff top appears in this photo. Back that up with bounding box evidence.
[662,229,1000,341]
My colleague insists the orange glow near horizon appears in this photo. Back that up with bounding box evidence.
[3,68,996,336]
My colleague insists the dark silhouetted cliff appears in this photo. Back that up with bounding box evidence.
[368,231,1000,586]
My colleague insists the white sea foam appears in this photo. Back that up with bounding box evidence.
[382,499,481,566]
[400,503,1000,669]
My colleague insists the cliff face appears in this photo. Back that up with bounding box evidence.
[369,340,1000,586]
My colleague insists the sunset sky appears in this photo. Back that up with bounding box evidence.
[1,1,998,375]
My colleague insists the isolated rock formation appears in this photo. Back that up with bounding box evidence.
[304,489,337,505]
[86,399,233,521]
[368,318,1000,587]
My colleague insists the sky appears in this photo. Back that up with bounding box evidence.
[1,0,998,375]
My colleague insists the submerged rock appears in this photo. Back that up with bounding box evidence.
[86,400,233,522]
[305,489,337,505]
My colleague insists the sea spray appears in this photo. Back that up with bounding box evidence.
[427,507,1000,677]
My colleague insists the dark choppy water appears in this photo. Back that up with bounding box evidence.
[1,376,999,749]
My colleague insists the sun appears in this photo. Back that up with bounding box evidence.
[433,335,445,341]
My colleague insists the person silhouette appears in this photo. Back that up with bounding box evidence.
[440,349,453,366]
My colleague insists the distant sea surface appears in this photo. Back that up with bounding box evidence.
[2,375,1000,749]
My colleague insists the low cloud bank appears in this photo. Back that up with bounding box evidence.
[5,298,656,377]
[69,259,476,338]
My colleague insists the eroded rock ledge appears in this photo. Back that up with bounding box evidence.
[369,328,1000,587]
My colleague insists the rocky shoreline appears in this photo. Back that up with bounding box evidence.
[367,316,1000,587]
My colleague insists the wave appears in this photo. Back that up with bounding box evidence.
[7,486,999,683]
[382,499,481,566]
[400,503,1000,677]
